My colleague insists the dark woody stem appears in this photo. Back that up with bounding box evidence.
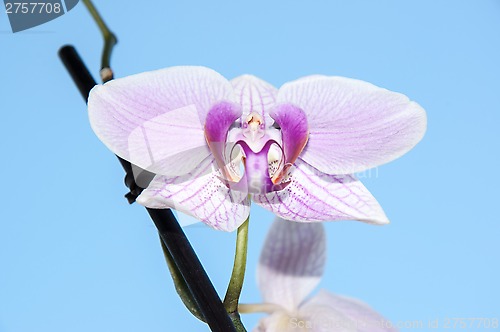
[159,237,205,322]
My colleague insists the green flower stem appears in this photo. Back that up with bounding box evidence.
[81,0,117,82]
[228,312,247,332]
[224,217,249,311]
[223,217,250,331]
[159,237,205,322]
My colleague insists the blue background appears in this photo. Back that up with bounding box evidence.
[1,1,499,331]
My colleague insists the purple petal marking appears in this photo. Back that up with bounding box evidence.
[276,75,427,174]
[204,101,242,179]
[269,104,309,177]
[136,157,250,232]
[231,75,278,126]
[88,66,235,176]
[300,290,399,332]
[252,159,389,225]
[257,218,326,311]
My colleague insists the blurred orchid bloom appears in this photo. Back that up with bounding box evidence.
[88,66,426,231]
[251,219,398,332]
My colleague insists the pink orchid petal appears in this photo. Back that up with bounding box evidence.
[277,76,427,174]
[88,66,235,176]
[257,218,326,311]
[136,157,250,232]
[252,159,389,225]
[231,75,278,126]
[300,290,399,332]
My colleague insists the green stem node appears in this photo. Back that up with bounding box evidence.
[82,0,117,82]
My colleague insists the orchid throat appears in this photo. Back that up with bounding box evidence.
[204,101,309,195]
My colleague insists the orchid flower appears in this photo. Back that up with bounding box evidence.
[248,218,398,332]
[88,66,426,231]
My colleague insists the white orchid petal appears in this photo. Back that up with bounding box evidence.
[277,75,427,174]
[300,290,399,332]
[257,218,326,311]
[136,158,250,232]
[231,75,277,126]
[88,66,235,176]
[253,159,389,225]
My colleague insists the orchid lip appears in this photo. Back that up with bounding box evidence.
[221,139,290,195]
